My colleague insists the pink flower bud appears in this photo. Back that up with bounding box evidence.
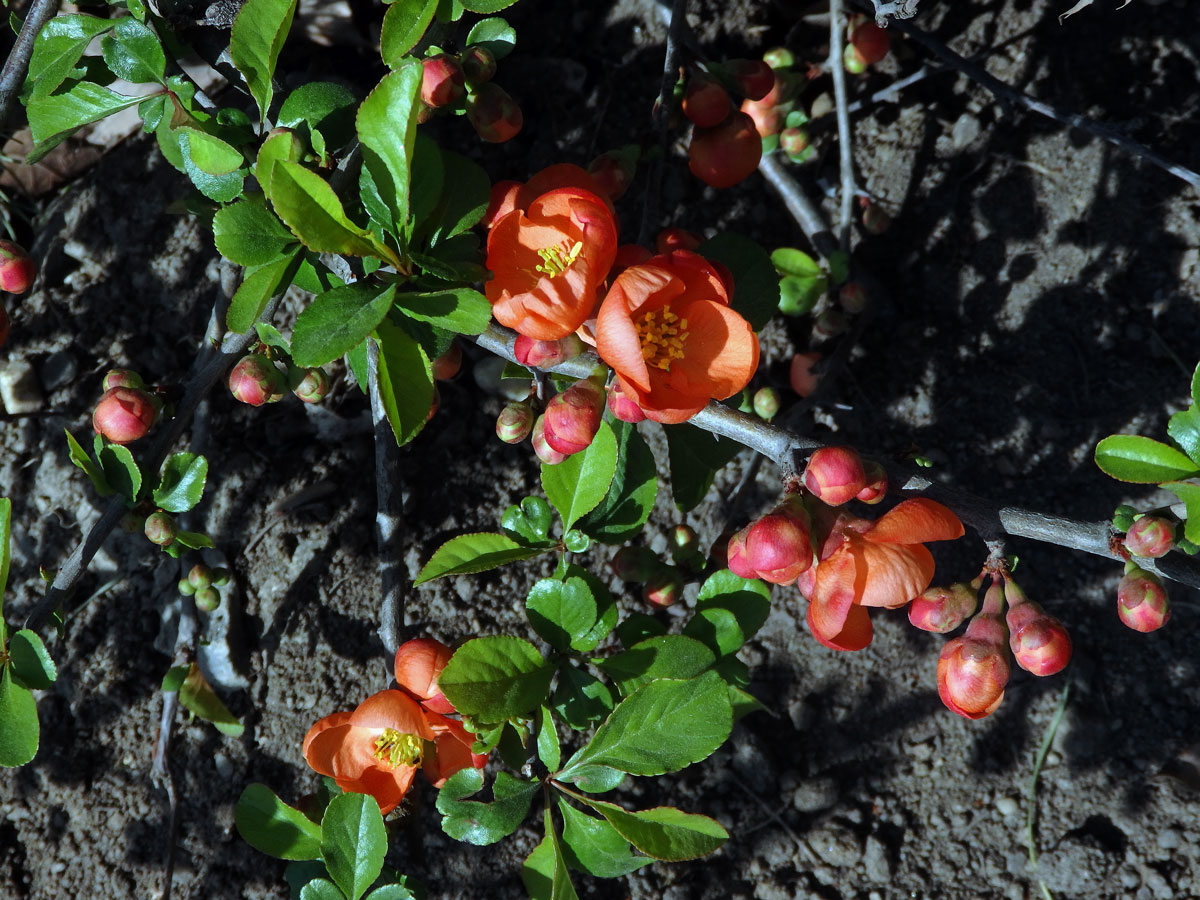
[460,46,496,85]
[611,546,660,582]
[421,54,466,108]
[744,497,813,585]
[93,386,158,443]
[855,460,888,505]
[606,382,646,423]
[291,367,330,403]
[644,568,684,608]
[542,378,604,455]
[102,368,145,391]
[1123,515,1175,558]
[803,446,867,506]
[144,511,177,547]
[752,387,780,421]
[513,334,584,368]
[1003,579,1071,675]
[496,401,534,444]
[432,342,462,381]
[909,583,978,633]
[394,638,455,714]
[228,354,286,406]
[466,83,523,143]
[0,240,36,293]
[936,578,1010,718]
[532,414,568,465]
[1117,566,1170,632]
[724,526,756,579]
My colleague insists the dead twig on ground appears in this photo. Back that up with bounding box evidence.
[368,337,405,660]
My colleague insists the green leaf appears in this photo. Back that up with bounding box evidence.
[562,565,616,652]
[1163,482,1200,545]
[778,273,824,317]
[179,127,244,176]
[9,630,56,690]
[373,317,435,446]
[299,880,343,900]
[428,150,491,242]
[558,800,651,877]
[551,665,614,731]
[414,532,547,584]
[1168,407,1200,466]
[541,420,618,530]
[321,792,387,900]
[230,0,299,122]
[436,768,539,845]
[98,442,142,506]
[407,133,445,239]
[522,830,556,900]
[616,613,667,648]
[356,62,422,232]
[698,232,777,331]
[65,429,111,496]
[27,81,144,146]
[256,128,305,199]
[177,130,245,202]
[665,423,740,511]
[1094,435,1200,484]
[1192,362,1200,408]
[227,252,303,333]
[561,672,732,778]
[27,15,115,99]
[234,783,323,861]
[578,799,728,861]
[438,636,553,721]
[213,195,298,266]
[770,247,820,277]
[576,419,657,543]
[278,81,357,157]
[291,284,396,368]
[465,16,516,59]
[100,18,165,84]
[363,885,416,900]
[683,570,771,657]
[827,249,851,284]
[161,664,188,692]
[561,765,625,794]
[178,664,244,737]
[526,576,598,653]
[380,0,438,66]
[393,288,491,335]
[500,496,554,545]
[174,530,215,551]
[270,161,392,261]
[537,705,561,771]
[597,634,716,696]
[153,453,208,513]
[460,0,519,12]
[0,666,39,767]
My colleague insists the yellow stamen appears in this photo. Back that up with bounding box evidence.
[534,240,584,277]
[372,728,423,768]
[636,308,689,371]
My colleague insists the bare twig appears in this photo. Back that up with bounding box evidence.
[829,0,856,250]
[757,153,839,260]
[367,337,405,659]
[0,0,60,132]
[639,0,689,248]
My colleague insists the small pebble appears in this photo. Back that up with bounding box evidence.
[996,796,1020,817]
[1157,828,1182,851]
[0,358,44,413]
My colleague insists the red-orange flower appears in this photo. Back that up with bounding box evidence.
[595,250,759,424]
[803,498,964,651]
[394,638,455,714]
[303,689,485,814]
[486,186,618,341]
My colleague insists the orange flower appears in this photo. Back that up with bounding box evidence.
[803,499,964,651]
[303,689,485,814]
[594,249,759,424]
[486,186,618,341]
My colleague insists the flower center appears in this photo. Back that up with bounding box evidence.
[372,728,423,768]
[636,307,689,371]
[535,241,584,278]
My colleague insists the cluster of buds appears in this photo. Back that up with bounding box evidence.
[610,544,688,608]
[494,367,614,467]
[228,349,330,407]
[802,446,887,507]
[681,58,780,187]
[93,368,163,444]
[843,18,892,73]
[177,563,232,612]
[420,44,522,143]
[0,240,35,349]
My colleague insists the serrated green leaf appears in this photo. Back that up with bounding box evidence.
[178,127,244,175]
[683,570,771,657]
[27,15,115,99]
[526,576,597,653]
[100,18,165,84]
[227,252,303,333]
[1163,482,1200,545]
[152,453,208,513]
[392,288,491,335]
[665,423,740,511]
[522,827,555,900]
[1168,407,1200,466]
[270,161,393,261]
[577,419,657,543]
[179,130,245,202]
[414,532,546,584]
[291,284,396,368]
[465,16,516,59]
[429,149,490,242]
[558,800,651,877]
[27,81,144,146]
[356,62,422,232]
[230,0,299,122]
[699,232,777,331]
[98,442,142,506]
[65,429,111,496]
[278,81,357,157]
[179,663,243,737]
[576,799,728,861]
[256,128,305,199]
[373,318,434,446]
[460,0,519,12]
[213,195,298,267]
[0,666,38,767]
[363,885,416,900]
[9,630,56,691]
[541,420,618,530]
[551,665,614,731]
[563,565,616,652]
[438,636,553,720]
[537,705,560,771]
[1095,435,1200,484]
[380,0,438,65]
[561,764,625,794]
[597,634,716,696]
[234,783,323,861]
[436,769,539,845]
[299,879,343,900]
[321,793,386,900]
[500,496,554,545]
[174,530,215,551]
[1192,362,1200,408]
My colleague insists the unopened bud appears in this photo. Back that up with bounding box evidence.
[0,240,36,293]
[394,638,455,714]
[228,354,286,406]
[531,414,568,465]
[909,583,978,633]
[291,367,330,403]
[644,568,684,608]
[432,342,463,381]
[861,202,890,234]
[144,511,177,547]
[611,546,661,582]
[607,382,646,423]
[813,308,847,340]
[762,47,795,70]
[780,127,810,157]
[682,76,731,129]
[842,43,867,74]
[803,446,867,506]
[587,149,635,201]
[103,368,145,391]
[1117,565,1170,632]
[514,334,584,369]
[724,525,756,579]
[671,524,700,556]
[194,586,221,612]
[421,54,466,108]
[460,45,496,85]
[937,578,1009,718]
[850,23,891,66]
[466,83,523,143]
[1003,579,1071,675]
[744,496,814,585]
[855,460,888,504]
[93,386,159,444]
[789,352,822,398]
[655,227,702,255]
[211,567,232,587]
[752,386,780,421]
[726,59,775,101]
[542,377,604,455]
[187,564,213,590]
[838,282,867,314]
[1124,515,1175,559]
[496,401,534,443]
[178,577,196,596]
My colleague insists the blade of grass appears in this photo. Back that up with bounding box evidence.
[1026,679,1070,900]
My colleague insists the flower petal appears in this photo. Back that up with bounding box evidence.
[351,690,435,740]
[595,263,676,393]
[303,710,352,760]
[854,541,936,609]
[422,711,488,788]
[807,601,873,651]
[809,546,859,639]
[863,499,964,545]
[355,764,417,815]
[516,164,611,212]
[303,719,357,777]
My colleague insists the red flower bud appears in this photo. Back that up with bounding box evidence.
[432,342,462,381]
[1003,579,1071,675]
[394,638,455,714]
[513,334,584,369]
[102,368,145,391]
[587,150,635,201]
[542,378,604,455]
[937,635,1010,719]
[1117,565,1170,632]
[725,525,756,579]
[496,401,534,444]
[803,446,867,506]
[752,386,780,421]
[644,568,684,608]
[726,59,775,101]
[421,54,466,108]
[466,83,523,143]
[460,46,496,85]
[683,76,731,128]
[0,241,36,294]
[531,414,568,465]
[292,367,330,403]
[688,111,762,188]
[93,386,158,444]
[855,460,888,505]
[606,381,646,423]
[611,546,661,582]
[850,23,891,66]
[909,582,978,633]
[1123,515,1175,558]
[228,354,286,406]
[789,351,822,398]
[144,511,177,547]
[655,227,703,255]
[744,497,813,585]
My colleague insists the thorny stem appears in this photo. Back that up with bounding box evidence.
[639,0,689,248]
[368,337,406,660]
[829,0,856,251]
[0,0,60,132]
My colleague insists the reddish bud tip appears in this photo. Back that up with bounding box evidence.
[850,23,891,66]
[460,45,497,85]
[0,241,36,294]
[187,564,213,590]
[542,378,604,455]
[394,638,456,714]
[496,401,535,444]
[688,111,763,188]
[93,386,158,444]
[1124,515,1175,559]
[102,368,145,391]
[909,583,978,633]
[655,227,703,255]
[610,546,661,582]
[292,367,330,403]
[803,446,867,506]
[744,497,814,585]
[228,354,286,406]
[727,59,775,101]
[752,387,781,421]
[855,460,888,505]
[606,381,647,423]
[725,526,756,579]
[466,83,523,143]
[937,635,1010,719]
[144,511,177,547]
[431,342,463,381]
[683,76,732,128]
[789,352,822,398]
[532,414,568,465]
[587,151,635,201]
[1117,567,1171,632]
[644,568,684,608]
[513,334,584,369]
[421,54,466,108]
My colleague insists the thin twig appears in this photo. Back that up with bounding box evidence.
[639,0,689,248]
[367,337,405,659]
[0,0,60,132]
[829,0,856,250]
[757,153,839,260]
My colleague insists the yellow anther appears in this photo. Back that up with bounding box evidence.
[534,241,585,277]
[372,728,423,768]
[635,306,689,372]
